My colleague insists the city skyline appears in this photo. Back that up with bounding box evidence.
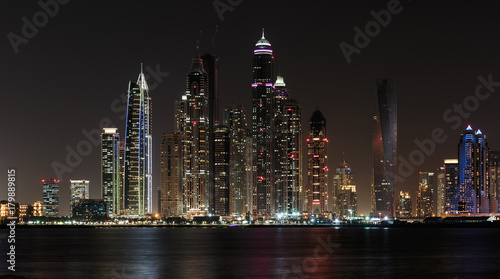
[3,1,500,217]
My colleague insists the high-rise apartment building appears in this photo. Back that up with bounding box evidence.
[489,151,500,213]
[452,126,492,213]
[444,159,459,213]
[101,128,120,216]
[70,179,90,215]
[214,126,230,216]
[397,191,412,218]
[224,105,248,216]
[372,79,397,218]
[282,98,302,214]
[252,29,275,217]
[436,166,446,216]
[184,57,210,215]
[416,172,434,218]
[333,160,356,218]
[306,110,328,214]
[42,179,59,216]
[124,66,152,216]
[161,132,184,217]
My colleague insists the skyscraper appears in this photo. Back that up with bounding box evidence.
[282,98,302,214]
[273,76,288,214]
[489,151,500,213]
[202,52,219,217]
[214,126,230,216]
[252,29,275,217]
[372,79,397,218]
[333,160,355,218]
[245,131,253,215]
[224,105,248,216]
[124,65,152,217]
[453,126,491,213]
[101,128,120,216]
[436,166,446,216]
[444,159,459,213]
[184,57,210,215]
[306,110,328,215]
[337,185,357,218]
[396,191,412,218]
[42,179,59,216]
[416,172,434,218]
[161,132,184,217]
[70,179,90,216]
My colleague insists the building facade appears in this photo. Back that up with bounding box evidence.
[161,132,184,217]
[252,30,275,217]
[282,98,302,214]
[306,110,328,215]
[124,66,152,216]
[397,191,412,218]
[451,126,492,213]
[70,179,90,216]
[416,172,434,218]
[224,105,248,216]
[214,126,230,216]
[372,79,397,218]
[101,128,120,216]
[184,57,211,215]
[333,160,356,218]
[489,151,500,213]
[42,179,59,216]
[436,166,446,216]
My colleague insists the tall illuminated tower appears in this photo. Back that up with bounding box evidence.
[214,126,230,216]
[124,65,152,216]
[452,126,491,213]
[252,29,275,216]
[372,79,397,218]
[489,151,500,213]
[282,98,302,214]
[202,52,219,215]
[436,166,446,216]
[184,57,210,215]
[273,76,288,214]
[224,105,248,216]
[101,128,120,216]
[306,110,328,214]
[444,159,459,213]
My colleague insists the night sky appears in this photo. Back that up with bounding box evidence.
[2,0,500,216]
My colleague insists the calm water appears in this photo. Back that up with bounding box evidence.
[2,226,500,278]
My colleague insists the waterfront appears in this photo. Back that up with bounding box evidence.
[1,227,499,278]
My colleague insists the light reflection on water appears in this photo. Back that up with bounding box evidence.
[3,227,500,278]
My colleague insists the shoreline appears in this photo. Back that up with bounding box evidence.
[3,223,500,229]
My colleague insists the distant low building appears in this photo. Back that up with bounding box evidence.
[72,199,108,221]
[32,201,44,217]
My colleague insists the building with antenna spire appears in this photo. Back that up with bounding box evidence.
[252,28,275,217]
[123,65,152,216]
[184,56,211,216]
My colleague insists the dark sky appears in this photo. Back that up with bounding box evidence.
[2,0,500,216]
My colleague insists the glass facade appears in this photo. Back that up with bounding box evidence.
[124,66,152,216]
[372,79,397,218]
